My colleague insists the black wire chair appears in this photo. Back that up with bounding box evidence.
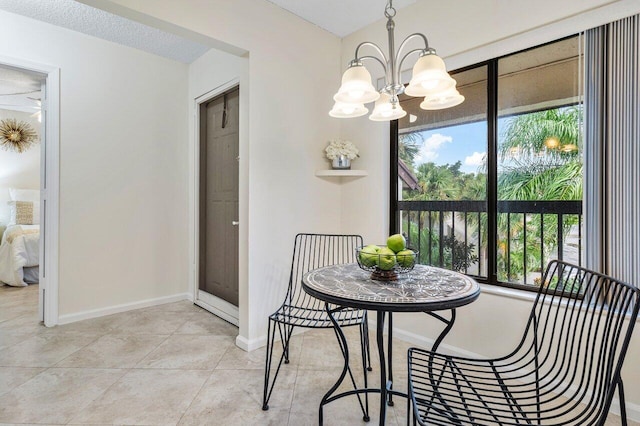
[262,233,371,411]
[408,260,640,425]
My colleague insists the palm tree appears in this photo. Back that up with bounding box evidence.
[398,132,422,169]
[414,162,458,200]
[498,107,581,195]
[499,107,581,167]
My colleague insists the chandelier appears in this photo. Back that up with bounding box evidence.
[329,1,464,121]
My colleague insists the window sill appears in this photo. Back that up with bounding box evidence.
[479,283,538,303]
[479,283,640,323]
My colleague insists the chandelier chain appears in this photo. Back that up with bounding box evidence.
[384,1,396,19]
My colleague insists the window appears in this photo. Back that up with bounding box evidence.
[392,35,583,291]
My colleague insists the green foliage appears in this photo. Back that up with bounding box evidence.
[498,107,583,202]
[533,273,583,295]
[398,133,421,169]
[404,162,486,201]
[442,234,479,272]
[498,161,582,201]
[499,107,581,161]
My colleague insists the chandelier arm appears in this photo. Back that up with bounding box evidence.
[394,33,430,65]
[396,48,426,85]
[396,33,429,59]
[354,41,388,65]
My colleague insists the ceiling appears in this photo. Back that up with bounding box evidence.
[0,0,209,63]
[266,0,416,37]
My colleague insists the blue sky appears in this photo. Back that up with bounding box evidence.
[412,121,489,174]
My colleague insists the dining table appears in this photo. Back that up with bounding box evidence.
[302,262,481,425]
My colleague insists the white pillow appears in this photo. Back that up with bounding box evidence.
[9,188,40,203]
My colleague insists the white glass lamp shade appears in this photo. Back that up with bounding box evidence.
[369,93,407,121]
[405,53,456,97]
[329,101,368,118]
[419,87,465,110]
[333,64,380,104]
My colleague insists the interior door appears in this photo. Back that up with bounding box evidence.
[197,87,239,324]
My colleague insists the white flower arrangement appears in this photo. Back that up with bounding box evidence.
[325,139,359,160]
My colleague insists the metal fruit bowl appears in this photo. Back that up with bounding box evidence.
[355,246,419,281]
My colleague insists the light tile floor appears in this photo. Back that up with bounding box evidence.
[0,284,636,425]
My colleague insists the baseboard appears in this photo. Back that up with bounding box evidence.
[617,400,640,423]
[235,334,264,352]
[235,327,308,352]
[57,292,191,325]
[385,323,485,359]
[385,322,640,423]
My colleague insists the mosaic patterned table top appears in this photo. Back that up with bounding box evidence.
[302,263,480,310]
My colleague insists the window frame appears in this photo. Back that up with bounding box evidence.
[390,34,582,292]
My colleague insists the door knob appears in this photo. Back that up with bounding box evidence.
[232,221,239,226]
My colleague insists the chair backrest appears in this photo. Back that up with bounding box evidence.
[516,260,640,423]
[282,233,363,309]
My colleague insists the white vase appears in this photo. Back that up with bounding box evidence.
[332,155,351,170]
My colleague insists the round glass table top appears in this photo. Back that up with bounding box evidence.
[302,263,480,311]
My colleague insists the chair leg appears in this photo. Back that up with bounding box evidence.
[262,319,276,410]
[262,319,294,411]
[406,389,411,426]
[618,379,628,426]
[283,324,293,364]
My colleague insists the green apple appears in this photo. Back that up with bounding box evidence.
[396,249,416,268]
[359,244,381,267]
[387,234,406,253]
[377,247,397,271]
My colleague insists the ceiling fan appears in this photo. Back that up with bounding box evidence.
[0,92,42,122]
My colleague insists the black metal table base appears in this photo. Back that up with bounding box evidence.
[319,303,456,425]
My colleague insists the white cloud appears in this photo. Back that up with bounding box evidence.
[424,133,453,150]
[414,133,452,164]
[465,151,486,166]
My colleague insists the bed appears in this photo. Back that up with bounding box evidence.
[0,224,40,287]
[0,188,41,287]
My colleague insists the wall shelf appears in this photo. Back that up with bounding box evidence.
[315,169,368,177]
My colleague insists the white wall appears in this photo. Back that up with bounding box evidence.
[0,10,190,317]
[340,0,640,416]
[0,109,41,224]
[92,0,344,347]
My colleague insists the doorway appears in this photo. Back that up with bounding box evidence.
[195,86,240,325]
[0,58,59,326]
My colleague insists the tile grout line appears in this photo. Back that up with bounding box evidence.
[174,368,217,425]
[63,366,130,426]
[50,330,111,368]
[130,333,176,369]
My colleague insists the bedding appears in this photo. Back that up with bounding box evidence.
[0,224,40,287]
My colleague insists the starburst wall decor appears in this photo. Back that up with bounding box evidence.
[0,118,39,153]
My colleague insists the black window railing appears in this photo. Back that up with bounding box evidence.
[399,200,582,289]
